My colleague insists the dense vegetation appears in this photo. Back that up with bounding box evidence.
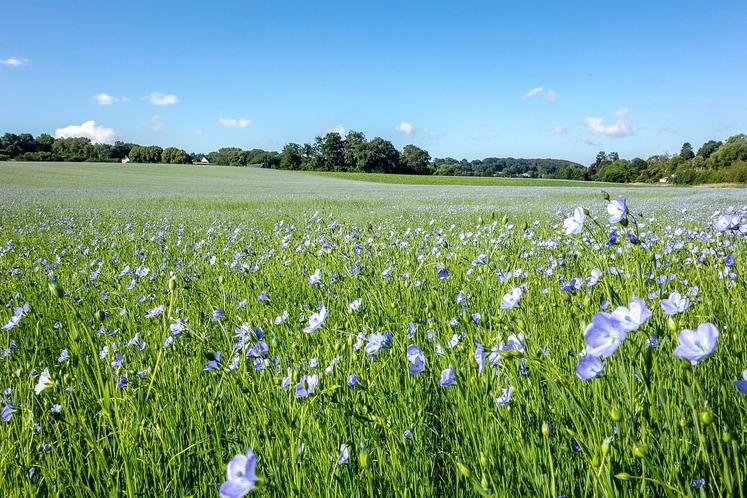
[2,130,746,184]
[0,163,746,497]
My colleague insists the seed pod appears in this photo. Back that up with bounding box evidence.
[699,409,714,426]
[610,406,622,422]
[456,463,471,478]
[632,442,647,459]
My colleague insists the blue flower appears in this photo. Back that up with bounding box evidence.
[607,196,628,223]
[500,288,523,310]
[303,306,328,334]
[576,355,605,381]
[406,344,426,376]
[213,308,225,321]
[347,374,360,388]
[496,386,513,407]
[365,332,392,357]
[583,313,627,357]
[474,337,485,374]
[117,375,128,389]
[1,400,14,422]
[563,208,586,235]
[661,291,689,316]
[295,373,319,398]
[735,370,747,396]
[439,365,456,387]
[220,448,258,498]
[674,323,719,366]
[337,444,350,465]
[145,305,163,319]
[610,298,651,332]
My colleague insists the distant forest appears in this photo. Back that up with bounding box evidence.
[1,131,746,184]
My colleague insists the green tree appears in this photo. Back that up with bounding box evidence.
[696,140,722,159]
[161,147,190,164]
[280,143,303,170]
[400,144,431,174]
[680,142,694,160]
[52,137,94,162]
[320,132,345,171]
[343,131,367,171]
[356,137,400,173]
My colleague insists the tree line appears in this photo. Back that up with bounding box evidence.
[1,130,745,184]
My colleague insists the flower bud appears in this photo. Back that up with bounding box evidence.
[541,421,552,437]
[667,316,677,332]
[610,406,622,422]
[699,409,713,426]
[479,452,488,468]
[632,442,647,459]
[615,472,632,482]
[456,463,471,478]
[601,191,610,201]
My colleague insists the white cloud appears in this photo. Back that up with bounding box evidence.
[54,120,117,144]
[327,124,347,137]
[395,121,414,136]
[148,92,179,106]
[551,125,568,135]
[703,99,719,107]
[584,108,632,137]
[579,136,600,146]
[151,115,164,131]
[218,117,252,128]
[93,92,128,105]
[0,57,28,67]
[523,87,557,101]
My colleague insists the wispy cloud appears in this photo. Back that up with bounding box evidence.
[551,125,568,135]
[151,115,164,131]
[218,117,251,128]
[93,93,128,105]
[523,87,557,102]
[0,57,28,67]
[579,136,600,146]
[584,108,632,137]
[148,92,179,106]
[54,120,117,144]
[394,121,414,136]
[703,99,719,107]
[467,133,500,142]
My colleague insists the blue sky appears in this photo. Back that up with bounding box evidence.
[1,0,745,164]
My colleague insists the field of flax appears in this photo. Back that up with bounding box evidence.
[0,162,746,497]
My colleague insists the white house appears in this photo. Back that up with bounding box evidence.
[659,176,669,183]
[121,156,130,164]
[193,156,210,165]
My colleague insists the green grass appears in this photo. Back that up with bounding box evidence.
[303,170,624,187]
[0,161,746,497]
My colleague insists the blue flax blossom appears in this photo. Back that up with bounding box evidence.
[474,337,485,374]
[576,355,605,381]
[439,365,456,387]
[610,298,652,332]
[295,373,318,398]
[584,313,627,357]
[303,306,328,334]
[347,374,360,388]
[220,448,258,498]
[406,344,425,375]
[674,323,719,366]
[336,444,350,465]
[496,386,513,407]
[500,287,523,310]
[735,370,747,396]
[563,208,586,235]
[145,305,163,319]
[2,400,14,422]
[2,303,29,331]
[661,291,689,316]
[499,333,525,356]
[365,332,392,357]
[607,196,628,223]
[212,308,225,321]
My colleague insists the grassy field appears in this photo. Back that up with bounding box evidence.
[1,161,746,497]
[302,170,621,188]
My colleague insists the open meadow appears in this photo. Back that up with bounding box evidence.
[1,161,746,497]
